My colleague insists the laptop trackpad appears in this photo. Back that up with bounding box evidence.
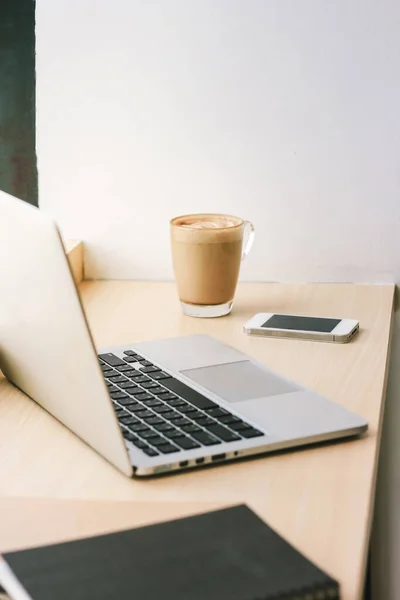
[181,361,299,403]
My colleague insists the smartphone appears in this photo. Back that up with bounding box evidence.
[243,313,359,343]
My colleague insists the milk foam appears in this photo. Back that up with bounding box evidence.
[180,216,237,229]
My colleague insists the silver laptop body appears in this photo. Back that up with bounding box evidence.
[0,192,367,477]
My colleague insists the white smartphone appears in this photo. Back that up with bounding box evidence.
[243,313,359,343]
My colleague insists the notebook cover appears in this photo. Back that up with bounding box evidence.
[3,505,339,600]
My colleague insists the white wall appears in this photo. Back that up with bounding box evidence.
[36,1,400,597]
[36,0,400,283]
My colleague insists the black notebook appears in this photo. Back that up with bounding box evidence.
[1,505,339,600]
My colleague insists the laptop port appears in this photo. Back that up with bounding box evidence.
[195,457,205,465]
[179,460,188,468]
[211,453,226,462]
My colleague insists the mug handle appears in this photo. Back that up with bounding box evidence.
[242,220,255,261]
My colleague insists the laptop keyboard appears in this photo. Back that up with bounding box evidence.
[98,351,263,458]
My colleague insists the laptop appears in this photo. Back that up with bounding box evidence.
[0,191,367,477]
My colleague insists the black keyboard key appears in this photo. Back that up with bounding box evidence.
[135,409,155,419]
[132,392,154,401]
[148,371,172,381]
[181,424,202,434]
[144,416,164,426]
[239,427,264,438]
[157,442,179,454]
[100,362,113,370]
[162,378,217,409]
[123,356,139,363]
[124,353,143,361]
[153,422,174,432]
[145,435,167,446]
[115,408,129,418]
[123,350,136,356]
[230,421,251,432]
[100,363,112,371]
[140,366,161,373]
[158,393,178,401]
[116,364,137,372]
[173,436,201,450]
[115,401,125,410]
[140,360,154,367]
[152,405,172,414]
[140,429,161,439]
[130,424,150,433]
[142,447,159,457]
[130,375,152,384]
[116,397,140,407]
[167,398,186,408]
[118,381,141,390]
[123,430,136,441]
[171,417,191,427]
[107,386,120,394]
[123,370,139,377]
[177,404,196,415]
[142,415,161,425]
[207,424,241,442]
[141,381,159,389]
[130,438,148,449]
[218,415,242,425]
[110,392,129,400]
[151,386,168,395]
[129,404,152,414]
[108,375,129,384]
[103,369,116,378]
[196,416,215,427]
[126,388,143,398]
[98,353,125,367]
[190,431,221,446]
[187,410,205,420]
[163,429,184,439]
[206,407,229,418]
[119,416,140,426]
[141,399,163,408]
[162,411,181,421]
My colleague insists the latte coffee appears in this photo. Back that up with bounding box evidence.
[170,213,254,318]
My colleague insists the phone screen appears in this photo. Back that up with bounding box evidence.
[262,314,341,333]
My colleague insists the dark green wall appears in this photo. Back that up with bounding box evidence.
[0,0,37,205]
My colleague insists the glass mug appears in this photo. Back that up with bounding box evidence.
[170,213,255,318]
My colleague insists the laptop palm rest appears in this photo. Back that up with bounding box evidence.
[181,361,299,403]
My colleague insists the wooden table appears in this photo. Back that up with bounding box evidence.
[0,280,394,600]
